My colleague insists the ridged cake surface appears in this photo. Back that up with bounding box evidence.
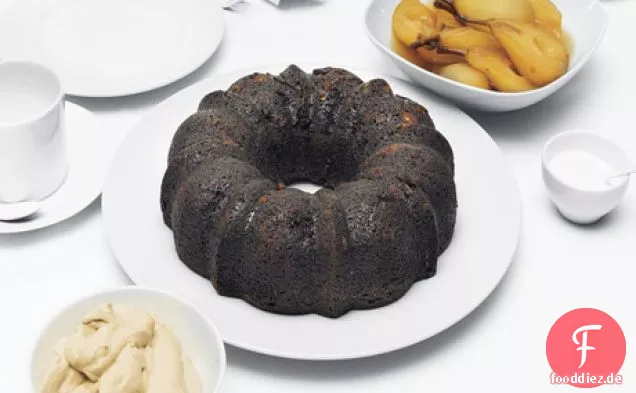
[161,65,457,318]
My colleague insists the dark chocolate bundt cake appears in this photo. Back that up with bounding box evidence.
[160,65,457,318]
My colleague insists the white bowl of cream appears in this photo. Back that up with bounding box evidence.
[31,286,226,393]
[542,130,631,224]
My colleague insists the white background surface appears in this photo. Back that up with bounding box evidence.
[0,0,634,391]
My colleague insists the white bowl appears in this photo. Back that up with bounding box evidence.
[542,131,631,224]
[31,286,226,393]
[365,0,608,112]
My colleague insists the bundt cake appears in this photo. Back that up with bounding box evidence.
[160,65,457,318]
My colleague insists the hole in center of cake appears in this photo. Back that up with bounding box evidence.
[287,182,323,195]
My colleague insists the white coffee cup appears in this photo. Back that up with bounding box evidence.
[0,61,68,203]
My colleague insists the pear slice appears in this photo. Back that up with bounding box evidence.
[465,47,536,92]
[436,0,535,23]
[436,62,491,90]
[435,8,462,30]
[489,19,568,86]
[392,35,434,70]
[392,0,439,47]
[528,0,562,39]
[391,27,461,67]
[412,27,501,55]
[438,27,503,52]
[416,47,464,65]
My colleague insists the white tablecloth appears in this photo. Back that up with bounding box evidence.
[1,0,634,391]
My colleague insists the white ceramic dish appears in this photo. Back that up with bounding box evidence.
[0,0,225,97]
[542,130,631,224]
[31,286,226,393]
[0,103,115,234]
[365,0,608,112]
[101,64,521,360]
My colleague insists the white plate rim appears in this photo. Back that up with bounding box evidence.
[0,0,226,98]
[102,63,522,360]
[0,102,112,234]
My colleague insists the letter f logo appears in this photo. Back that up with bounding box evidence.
[572,325,603,368]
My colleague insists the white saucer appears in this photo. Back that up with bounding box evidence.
[0,0,225,97]
[0,103,113,234]
[102,64,521,360]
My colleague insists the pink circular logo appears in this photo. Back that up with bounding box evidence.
[546,308,626,388]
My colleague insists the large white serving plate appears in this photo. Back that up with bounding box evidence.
[102,64,521,360]
[0,0,224,97]
[365,0,608,112]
